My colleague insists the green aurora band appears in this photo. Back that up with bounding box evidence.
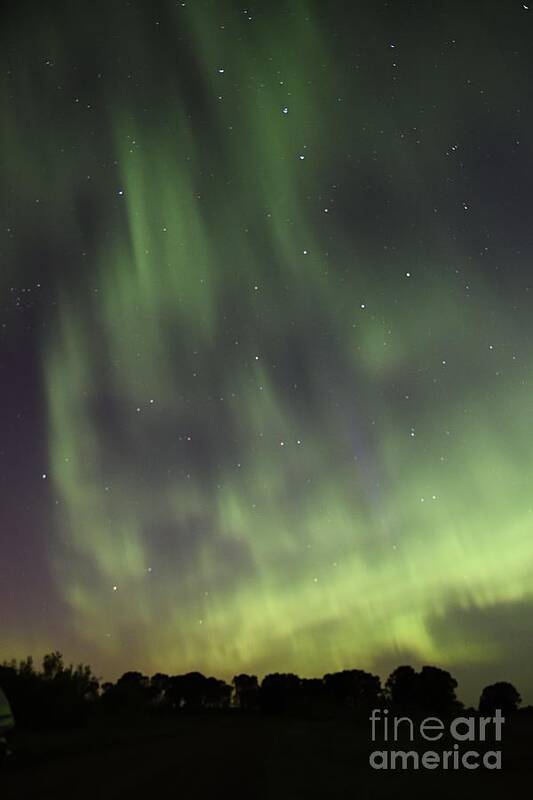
[2,1,533,698]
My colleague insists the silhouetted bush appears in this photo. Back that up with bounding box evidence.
[0,652,99,729]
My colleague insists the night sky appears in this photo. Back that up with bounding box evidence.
[2,0,533,705]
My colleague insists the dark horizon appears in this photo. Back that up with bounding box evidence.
[2,650,529,711]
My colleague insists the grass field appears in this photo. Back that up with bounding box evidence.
[2,711,532,799]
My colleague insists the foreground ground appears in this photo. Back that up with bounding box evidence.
[2,711,532,799]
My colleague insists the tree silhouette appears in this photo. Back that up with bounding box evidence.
[260,673,301,713]
[0,652,99,727]
[385,665,459,714]
[102,671,151,712]
[299,678,325,709]
[150,673,171,705]
[1,650,525,732]
[232,674,259,711]
[417,666,459,714]
[42,651,64,680]
[479,682,521,716]
[167,672,206,711]
[385,665,419,709]
[204,677,232,709]
[323,669,381,710]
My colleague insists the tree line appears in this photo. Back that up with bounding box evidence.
[0,652,524,730]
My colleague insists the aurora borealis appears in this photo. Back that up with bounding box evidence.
[2,0,533,704]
